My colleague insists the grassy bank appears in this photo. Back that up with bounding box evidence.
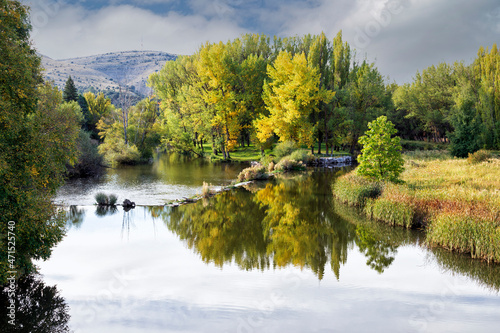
[203,142,350,162]
[333,150,500,263]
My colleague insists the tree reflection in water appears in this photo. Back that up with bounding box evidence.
[0,274,71,332]
[161,171,418,280]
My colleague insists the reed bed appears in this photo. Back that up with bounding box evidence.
[333,151,500,262]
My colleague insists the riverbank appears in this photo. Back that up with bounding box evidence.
[332,150,500,263]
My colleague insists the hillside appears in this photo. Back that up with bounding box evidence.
[41,51,177,97]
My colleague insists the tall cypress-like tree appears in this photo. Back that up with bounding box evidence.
[63,75,78,102]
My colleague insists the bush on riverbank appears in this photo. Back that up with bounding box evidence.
[333,152,500,262]
[274,157,306,172]
[467,149,492,164]
[98,137,142,166]
[237,165,270,182]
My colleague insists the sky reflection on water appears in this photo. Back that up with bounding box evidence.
[38,181,500,333]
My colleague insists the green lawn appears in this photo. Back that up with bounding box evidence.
[202,144,271,162]
[203,143,350,162]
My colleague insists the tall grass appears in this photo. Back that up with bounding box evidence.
[94,192,118,206]
[332,173,382,207]
[95,192,108,206]
[428,212,500,263]
[334,152,500,262]
[201,182,214,198]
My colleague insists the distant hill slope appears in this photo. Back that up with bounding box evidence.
[41,51,177,97]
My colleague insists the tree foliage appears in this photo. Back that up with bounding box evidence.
[357,116,404,182]
[0,0,80,283]
[150,32,376,158]
[256,51,334,147]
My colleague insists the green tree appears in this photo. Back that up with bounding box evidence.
[393,63,455,142]
[357,116,404,182]
[449,100,482,158]
[62,76,78,102]
[0,0,80,283]
[346,61,390,153]
[127,96,161,159]
[474,45,500,149]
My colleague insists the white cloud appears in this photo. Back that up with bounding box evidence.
[23,0,500,83]
[28,1,247,59]
[264,0,499,82]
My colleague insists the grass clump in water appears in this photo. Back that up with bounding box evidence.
[95,192,108,205]
[108,194,118,206]
[94,192,118,206]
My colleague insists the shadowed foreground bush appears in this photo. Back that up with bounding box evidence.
[332,173,382,207]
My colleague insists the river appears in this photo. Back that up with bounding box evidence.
[26,154,500,332]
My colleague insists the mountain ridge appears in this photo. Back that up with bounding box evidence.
[41,50,177,98]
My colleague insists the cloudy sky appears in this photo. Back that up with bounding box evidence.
[21,0,500,83]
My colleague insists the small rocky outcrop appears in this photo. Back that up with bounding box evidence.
[310,156,353,167]
[122,199,136,210]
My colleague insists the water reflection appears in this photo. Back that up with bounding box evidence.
[0,274,71,332]
[431,248,500,292]
[67,205,85,229]
[34,169,500,332]
[57,153,248,206]
[161,172,420,280]
[67,171,500,292]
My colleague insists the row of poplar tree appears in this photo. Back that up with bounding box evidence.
[52,32,500,166]
[146,32,500,159]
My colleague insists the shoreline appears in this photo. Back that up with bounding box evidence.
[332,152,500,264]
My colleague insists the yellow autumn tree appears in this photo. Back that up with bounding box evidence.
[256,51,334,148]
[196,41,244,159]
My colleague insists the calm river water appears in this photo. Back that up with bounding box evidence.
[32,155,500,332]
